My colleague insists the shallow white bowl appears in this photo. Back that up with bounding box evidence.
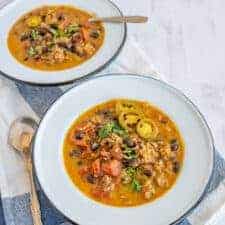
[0,0,126,85]
[33,74,214,225]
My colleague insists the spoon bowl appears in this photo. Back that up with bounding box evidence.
[8,117,38,153]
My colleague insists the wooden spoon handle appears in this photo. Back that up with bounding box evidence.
[26,158,43,225]
[89,16,148,23]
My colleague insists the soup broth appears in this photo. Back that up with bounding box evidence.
[63,99,184,207]
[8,5,105,71]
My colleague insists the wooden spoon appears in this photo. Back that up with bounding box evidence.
[89,16,148,23]
[8,117,42,225]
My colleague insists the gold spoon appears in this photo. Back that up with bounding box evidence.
[8,117,42,225]
[89,16,148,23]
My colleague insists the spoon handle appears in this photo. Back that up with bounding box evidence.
[89,16,148,23]
[26,158,43,225]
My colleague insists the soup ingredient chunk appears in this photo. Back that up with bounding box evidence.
[8,5,105,71]
[63,99,184,206]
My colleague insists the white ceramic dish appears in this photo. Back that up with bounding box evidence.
[33,74,214,225]
[0,0,126,85]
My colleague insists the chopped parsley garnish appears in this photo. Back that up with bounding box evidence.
[98,122,114,138]
[27,46,37,57]
[98,121,127,139]
[131,178,142,192]
[123,146,137,160]
[64,24,80,37]
[30,29,39,40]
[125,167,142,192]
[125,167,137,177]
[50,28,63,38]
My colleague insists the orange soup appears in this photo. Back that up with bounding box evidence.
[8,5,105,71]
[63,99,184,207]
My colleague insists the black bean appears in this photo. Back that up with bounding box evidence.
[128,159,140,167]
[69,149,82,157]
[42,46,49,54]
[170,139,179,151]
[144,170,152,177]
[57,42,68,48]
[72,45,85,57]
[41,15,46,21]
[86,174,95,184]
[104,140,113,149]
[98,109,112,118]
[34,55,41,60]
[91,142,99,151]
[122,159,130,167]
[20,33,29,41]
[123,138,136,148]
[38,28,48,36]
[142,164,153,176]
[75,131,84,140]
[57,14,64,21]
[77,161,83,166]
[50,23,58,29]
[173,161,180,173]
[122,158,139,168]
[102,110,109,115]
[90,30,100,39]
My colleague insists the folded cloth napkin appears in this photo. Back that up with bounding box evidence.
[0,27,225,225]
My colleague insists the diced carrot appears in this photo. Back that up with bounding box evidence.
[81,150,92,159]
[102,160,121,177]
[115,175,121,185]
[79,165,89,176]
[23,40,30,49]
[111,145,123,160]
[100,148,111,160]
[92,187,109,199]
[74,139,89,148]
[58,18,71,30]
[92,159,101,177]
[82,28,90,41]
[83,21,92,29]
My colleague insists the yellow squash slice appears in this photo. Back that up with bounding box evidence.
[119,112,141,131]
[27,16,41,28]
[136,119,158,139]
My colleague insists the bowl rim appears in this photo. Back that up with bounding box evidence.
[32,73,215,225]
[0,0,127,86]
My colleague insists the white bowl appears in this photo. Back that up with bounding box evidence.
[0,0,126,85]
[33,74,214,225]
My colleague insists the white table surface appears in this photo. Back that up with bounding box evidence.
[113,0,225,158]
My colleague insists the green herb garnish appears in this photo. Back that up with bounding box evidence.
[131,178,142,192]
[112,122,127,137]
[49,27,65,38]
[124,167,141,192]
[123,146,137,160]
[64,24,80,37]
[30,29,39,40]
[98,121,127,139]
[27,46,37,57]
[98,122,114,138]
[125,167,137,177]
